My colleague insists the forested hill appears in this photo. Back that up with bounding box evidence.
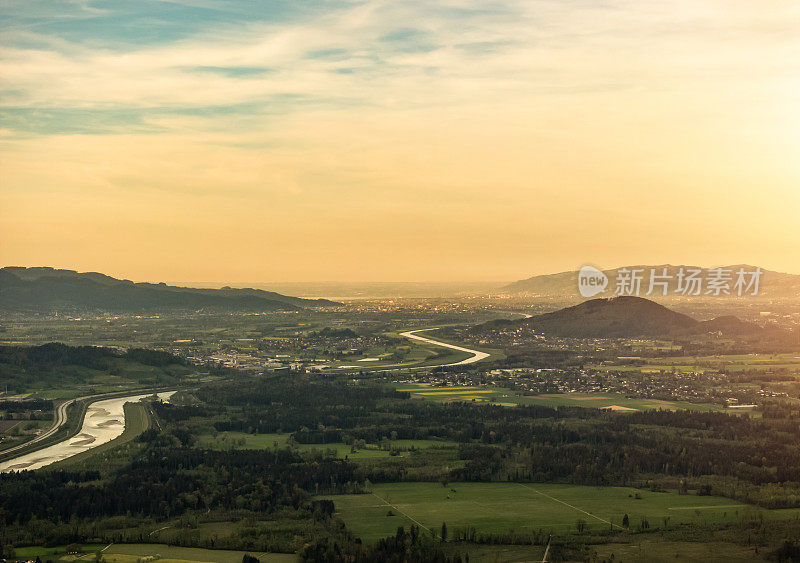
[0,342,193,393]
[0,267,340,314]
[503,264,800,298]
[479,296,773,339]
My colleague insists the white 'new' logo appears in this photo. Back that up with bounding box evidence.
[578,265,608,297]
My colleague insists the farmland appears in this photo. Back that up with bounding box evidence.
[3,299,800,561]
[397,383,723,411]
[196,431,459,460]
[11,543,295,562]
[320,482,793,543]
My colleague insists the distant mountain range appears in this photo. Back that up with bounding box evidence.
[0,267,340,314]
[503,264,800,298]
[480,296,780,339]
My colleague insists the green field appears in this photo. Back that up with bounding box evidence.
[12,543,295,562]
[397,384,721,412]
[0,419,51,453]
[516,392,723,411]
[454,544,545,562]
[590,539,763,562]
[328,329,501,371]
[10,544,106,560]
[591,353,800,375]
[320,482,789,542]
[197,431,458,459]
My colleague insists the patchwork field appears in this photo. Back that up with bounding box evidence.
[0,419,52,454]
[590,353,800,374]
[319,482,791,542]
[397,384,721,411]
[590,539,763,562]
[517,392,723,411]
[197,431,458,459]
[12,543,295,562]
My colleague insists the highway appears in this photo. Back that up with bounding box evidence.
[1,391,175,472]
[0,396,80,458]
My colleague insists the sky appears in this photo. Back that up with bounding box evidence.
[1,0,799,283]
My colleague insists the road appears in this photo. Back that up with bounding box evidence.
[0,391,175,472]
[400,329,490,366]
[0,396,80,458]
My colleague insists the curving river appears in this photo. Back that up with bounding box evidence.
[0,391,175,473]
[400,329,490,366]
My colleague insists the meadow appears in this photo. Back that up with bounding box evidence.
[589,353,800,374]
[319,482,788,542]
[12,543,295,562]
[196,431,458,460]
[589,539,763,562]
[396,383,722,411]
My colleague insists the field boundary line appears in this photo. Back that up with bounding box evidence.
[518,484,619,529]
[371,492,431,532]
[149,524,172,536]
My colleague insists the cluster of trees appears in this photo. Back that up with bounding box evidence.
[0,448,361,528]
[162,377,800,508]
[0,435,363,550]
[8,373,800,556]
[0,343,189,393]
[300,525,465,562]
[0,399,53,415]
[0,343,184,370]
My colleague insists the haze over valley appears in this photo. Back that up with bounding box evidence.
[2,0,799,561]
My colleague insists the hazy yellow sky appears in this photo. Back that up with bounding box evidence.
[1,0,799,282]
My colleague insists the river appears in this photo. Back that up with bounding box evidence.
[0,391,175,473]
[400,329,490,366]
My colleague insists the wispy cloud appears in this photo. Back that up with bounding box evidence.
[1,0,799,280]
[2,1,797,116]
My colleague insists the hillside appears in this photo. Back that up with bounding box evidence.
[503,264,800,298]
[480,296,767,338]
[0,267,340,314]
[0,342,192,394]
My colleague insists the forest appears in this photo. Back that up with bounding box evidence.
[0,343,191,393]
[5,373,800,561]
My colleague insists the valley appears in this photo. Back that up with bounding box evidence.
[2,268,800,562]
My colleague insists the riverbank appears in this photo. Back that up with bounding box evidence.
[0,391,175,472]
[400,329,491,366]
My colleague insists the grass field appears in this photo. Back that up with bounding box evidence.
[516,392,722,411]
[197,431,458,459]
[396,384,721,411]
[319,482,790,542]
[11,544,106,560]
[590,353,800,375]
[13,543,295,562]
[0,419,52,453]
[590,539,763,562]
[452,544,545,562]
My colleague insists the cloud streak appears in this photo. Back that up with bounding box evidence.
[1,0,799,281]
